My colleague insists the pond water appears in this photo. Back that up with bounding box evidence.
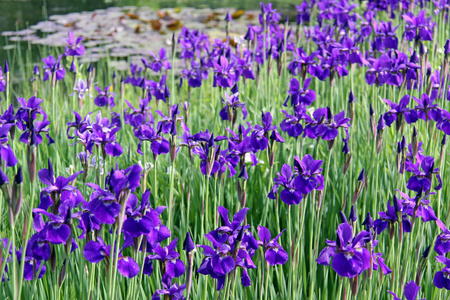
[0,0,295,68]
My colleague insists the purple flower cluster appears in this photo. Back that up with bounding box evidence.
[198,206,287,291]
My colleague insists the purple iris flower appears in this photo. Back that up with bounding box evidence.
[42,55,65,82]
[147,75,170,103]
[403,11,434,42]
[435,219,450,255]
[32,208,72,245]
[0,67,5,92]
[383,95,418,130]
[235,56,255,80]
[405,155,442,192]
[124,63,144,87]
[15,96,43,124]
[83,237,139,278]
[288,47,320,79]
[15,249,46,280]
[148,239,185,278]
[134,124,170,157]
[71,79,90,100]
[38,158,83,210]
[83,183,120,224]
[395,190,437,223]
[434,255,450,290]
[372,20,399,51]
[388,281,423,300]
[142,48,172,73]
[94,85,115,108]
[106,164,142,198]
[90,124,123,157]
[124,97,153,128]
[284,78,316,107]
[76,210,101,239]
[83,237,111,263]
[293,154,324,193]
[64,31,85,56]
[365,54,393,86]
[152,281,186,300]
[412,93,439,121]
[180,60,208,88]
[373,198,411,239]
[257,226,288,266]
[213,56,237,88]
[251,111,284,154]
[198,206,256,290]
[66,110,91,139]
[316,222,370,278]
[303,108,350,143]
[122,190,166,238]
[268,154,323,205]
[280,104,306,138]
[219,90,248,125]
[0,123,17,167]
[156,104,182,136]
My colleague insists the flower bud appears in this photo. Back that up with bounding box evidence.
[12,166,23,219]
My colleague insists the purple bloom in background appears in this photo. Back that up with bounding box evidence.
[134,124,170,157]
[124,97,153,128]
[405,155,441,192]
[0,123,17,167]
[412,93,439,121]
[148,239,185,278]
[198,206,258,290]
[219,90,248,125]
[280,104,306,138]
[303,108,350,144]
[65,31,85,56]
[316,222,370,278]
[373,197,411,241]
[396,189,437,223]
[257,226,288,266]
[94,85,115,108]
[152,281,186,300]
[142,48,172,73]
[90,122,123,158]
[383,95,418,130]
[268,154,323,205]
[83,183,120,224]
[37,158,83,210]
[213,56,237,88]
[83,237,111,263]
[71,79,90,100]
[42,55,65,82]
[403,11,434,42]
[285,78,316,107]
[15,249,46,280]
[0,67,5,92]
[435,219,450,255]
[388,281,423,300]
[434,255,450,290]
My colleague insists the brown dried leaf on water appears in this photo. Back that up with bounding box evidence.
[125,12,141,20]
[166,19,183,31]
[246,13,255,20]
[201,13,220,24]
[135,24,141,34]
[157,10,174,21]
[232,10,245,19]
[150,19,162,31]
[226,37,237,48]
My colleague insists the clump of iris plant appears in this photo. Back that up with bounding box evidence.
[268,154,323,206]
